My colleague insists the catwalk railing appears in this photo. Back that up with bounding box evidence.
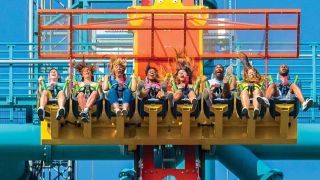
[0,42,319,122]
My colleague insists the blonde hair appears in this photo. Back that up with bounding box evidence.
[108,57,127,76]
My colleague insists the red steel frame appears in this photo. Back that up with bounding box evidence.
[141,146,200,180]
[38,9,301,59]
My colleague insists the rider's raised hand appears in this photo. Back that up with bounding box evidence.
[38,76,44,83]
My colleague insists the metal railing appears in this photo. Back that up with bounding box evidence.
[0,42,319,122]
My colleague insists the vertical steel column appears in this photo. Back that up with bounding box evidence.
[265,14,269,88]
[296,12,301,57]
[34,2,39,124]
[151,13,154,58]
[28,0,34,96]
[311,44,317,122]
[68,0,72,8]
[38,12,42,59]
[235,45,241,78]
[183,13,187,49]
[69,12,74,91]
[265,13,269,59]
[265,57,268,88]
[8,45,14,121]
[29,0,34,59]
[82,0,89,53]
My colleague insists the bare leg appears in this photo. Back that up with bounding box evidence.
[57,91,66,108]
[290,83,305,104]
[139,90,149,99]
[40,90,49,108]
[122,103,129,116]
[174,91,183,101]
[122,103,129,110]
[156,91,164,99]
[229,75,237,90]
[77,93,86,110]
[188,91,196,102]
[265,83,279,99]
[240,90,250,109]
[85,91,98,109]
[188,91,197,111]
[222,83,231,98]
[112,103,120,110]
[252,89,261,110]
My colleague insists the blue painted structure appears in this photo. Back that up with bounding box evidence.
[1,0,320,179]
[1,124,320,179]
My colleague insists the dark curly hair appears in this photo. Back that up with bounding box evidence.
[74,58,96,81]
[145,64,159,83]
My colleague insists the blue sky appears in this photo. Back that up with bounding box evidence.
[1,0,320,179]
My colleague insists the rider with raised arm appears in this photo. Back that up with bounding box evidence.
[103,57,137,116]
[137,64,165,100]
[74,60,101,122]
[238,53,269,119]
[169,51,201,112]
[37,68,68,121]
[203,64,236,106]
[263,64,313,111]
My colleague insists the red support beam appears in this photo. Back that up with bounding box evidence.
[40,25,298,31]
[38,9,301,15]
[297,12,301,57]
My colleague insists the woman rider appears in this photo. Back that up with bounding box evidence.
[74,61,101,123]
[137,64,165,99]
[169,52,201,112]
[238,53,269,119]
[103,57,137,116]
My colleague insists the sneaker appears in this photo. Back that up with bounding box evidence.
[302,99,313,111]
[257,96,270,108]
[56,108,65,121]
[191,98,197,112]
[80,111,89,123]
[253,108,260,119]
[122,109,128,116]
[115,109,122,116]
[203,89,212,107]
[38,107,45,121]
[241,108,249,119]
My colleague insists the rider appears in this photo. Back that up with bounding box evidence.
[37,68,68,121]
[169,51,201,112]
[238,53,269,119]
[137,64,165,100]
[203,64,236,106]
[103,57,137,116]
[74,60,101,122]
[263,64,313,111]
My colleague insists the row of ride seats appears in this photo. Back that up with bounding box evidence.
[66,91,299,121]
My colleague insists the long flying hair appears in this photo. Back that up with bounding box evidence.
[74,58,97,81]
[174,49,194,84]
